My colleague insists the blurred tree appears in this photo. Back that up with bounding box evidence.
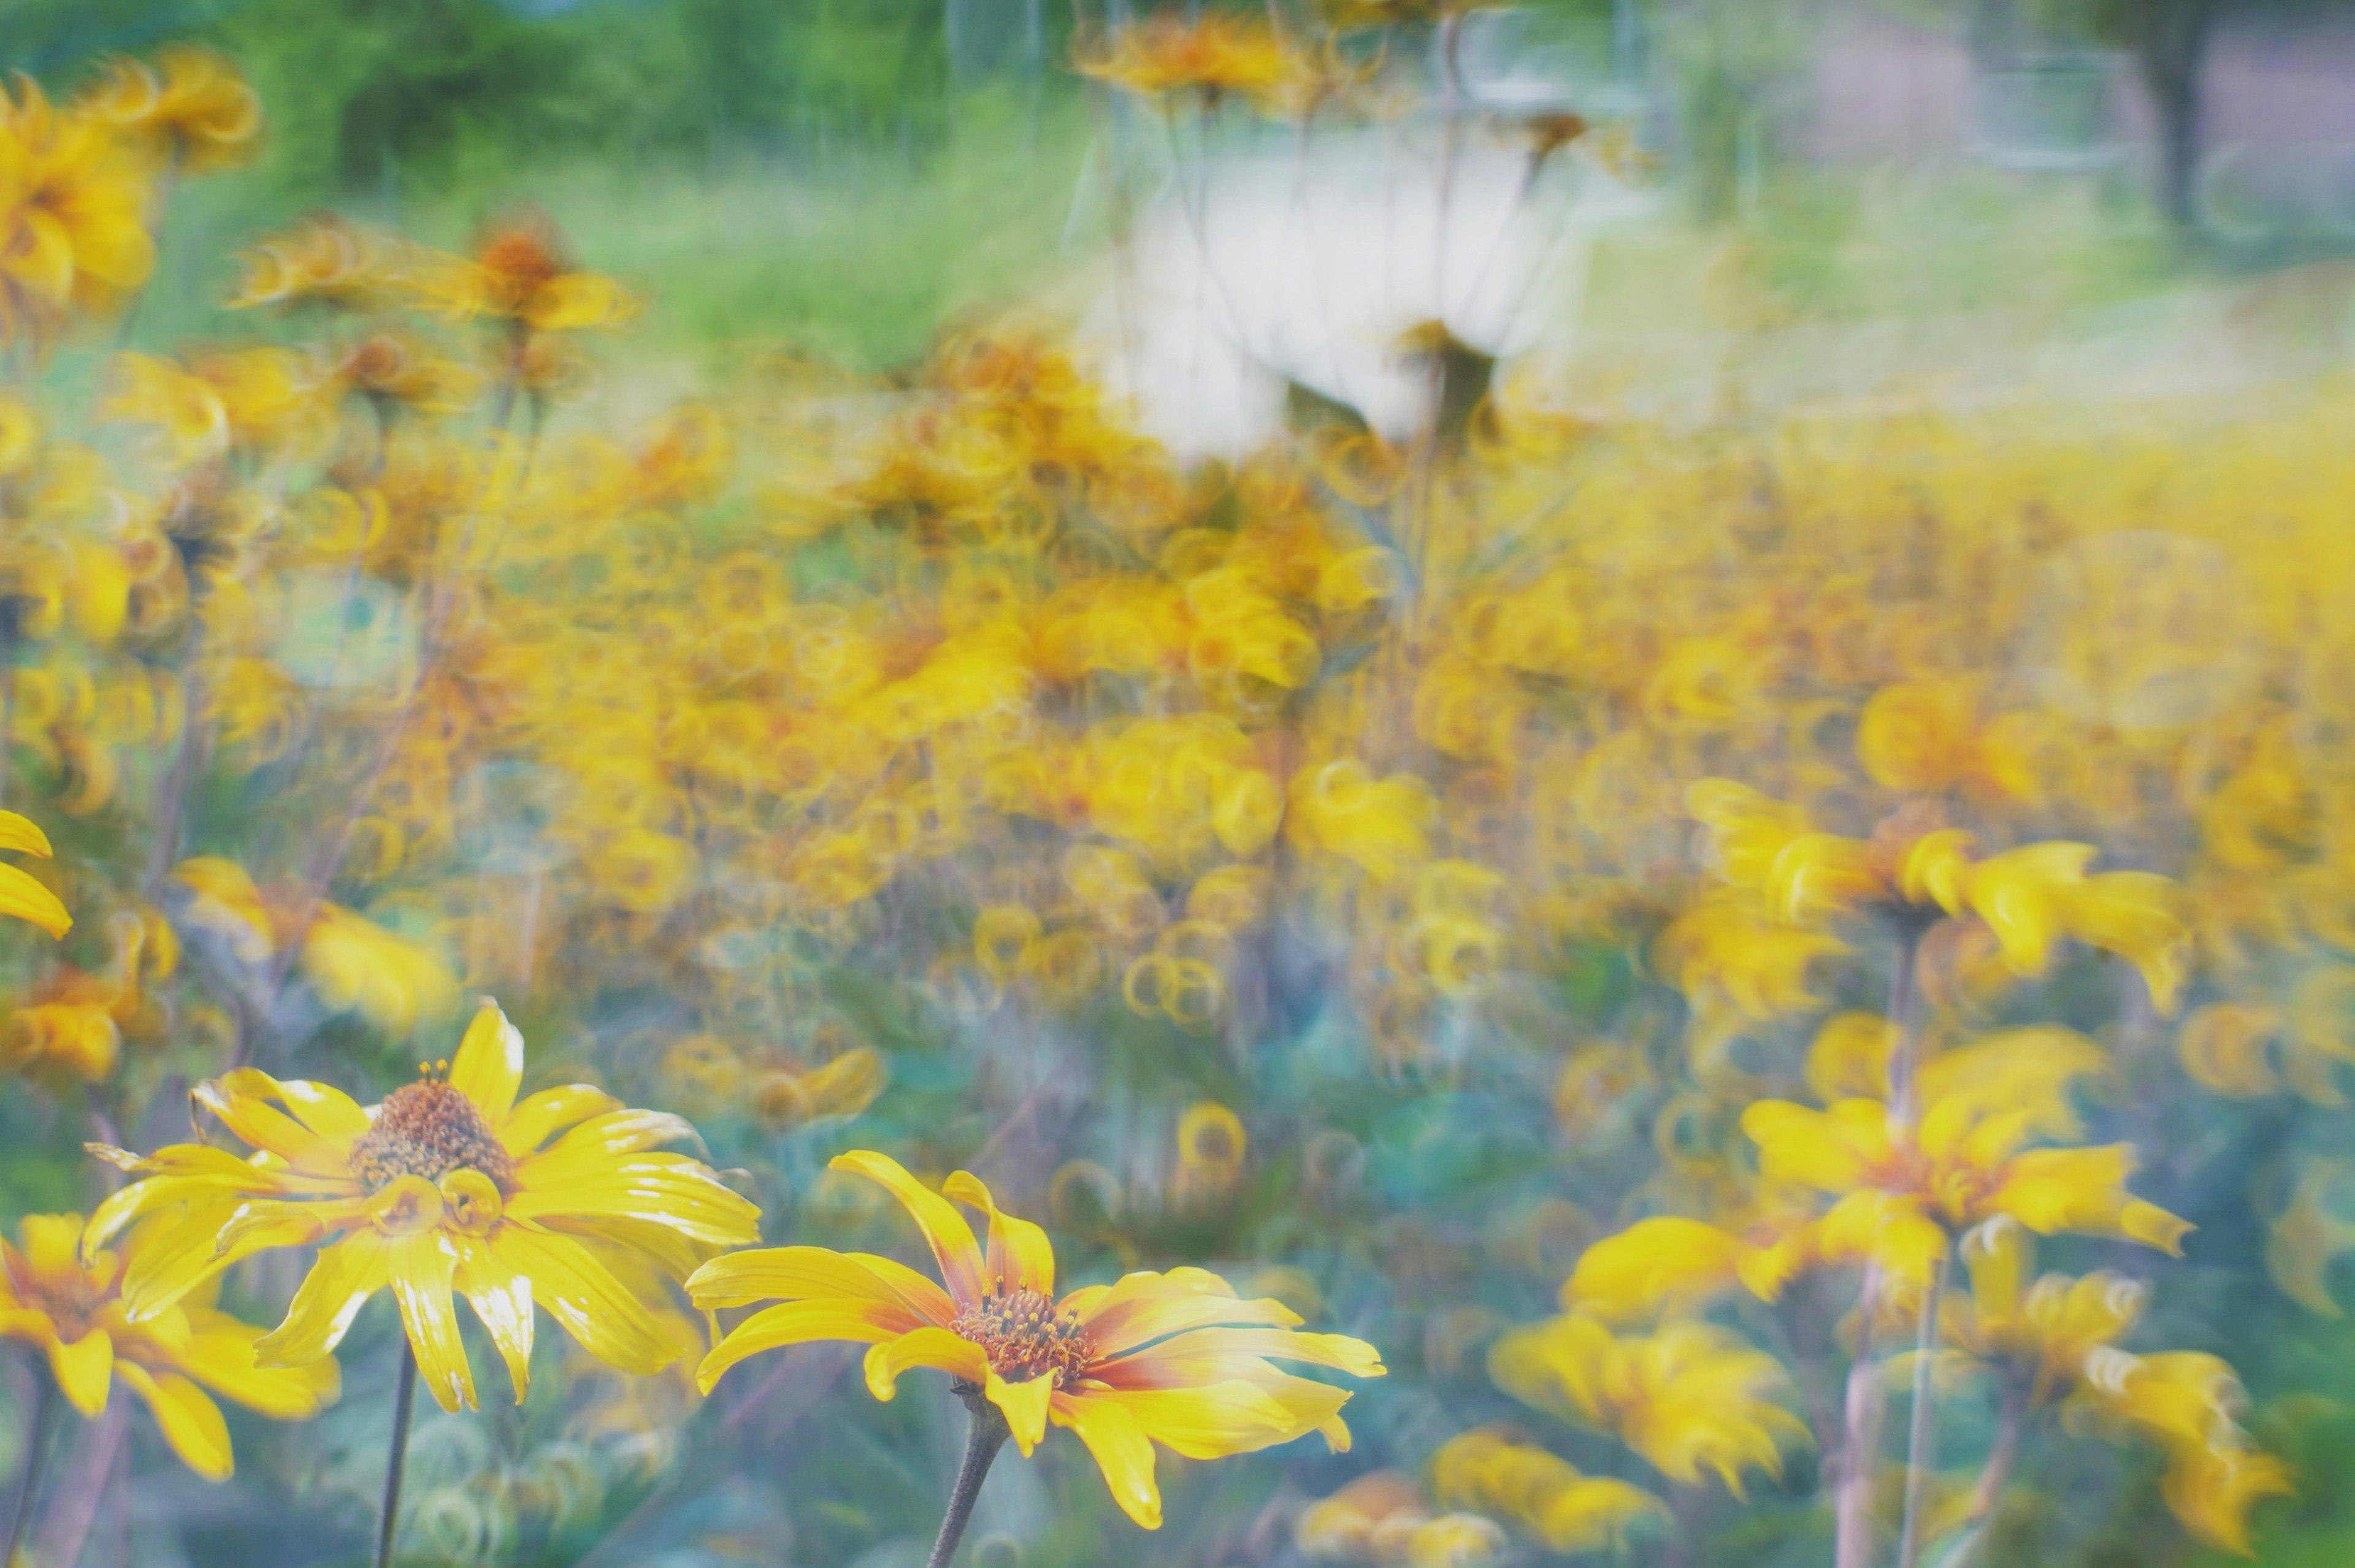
[2089,0,2216,228]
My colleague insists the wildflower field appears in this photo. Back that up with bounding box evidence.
[2,6,2354,1568]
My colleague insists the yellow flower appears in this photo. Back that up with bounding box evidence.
[1741,1029,2191,1287]
[1563,1211,1812,1322]
[83,999,760,1412]
[1,1213,337,1478]
[75,47,261,174]
[227,213,405,312]
[1296,1470,1506,1567]
[299,903,461,1038]
[687,1150,1383,1529]
[0,80,155,340]
[2066,1350,2294,1555]
[1428,1428,1664,1555]
[413,214,637,333]
[1940,1217,2145,1404]
[0,809,71,938]
[1487,1313,1808,1494]
[1074,15,1308,115]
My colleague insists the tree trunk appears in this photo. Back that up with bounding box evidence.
[2127,0,2216,231]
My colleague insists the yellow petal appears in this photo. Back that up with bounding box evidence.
[488,1221,683,1375]
[694,1299,917,1394]
[0,861,71,939]
[943,1171,1056,1298]
[116,1363,234,1481]
[255,1231,391,1366]
[448,998,526,1126]
[1051,1390,1161,1529]
[170,1311,342,1419]
[50,1327,114,1415]
[497,1085,622,1155]
[861,1326,989,1401]
[0,810,56,857]
[684,1245,949,1326]
[1565,1217,1747,1321]
[504,1158,760,1245]
[987,1369,1055,1456]
[193,1070,354,1176]
[1075,1269,1303,1356]
[443,1232,534,1403]
[387,1231,473,1412]
[829,1151,985,1306]
[1093,1379,1306,1459]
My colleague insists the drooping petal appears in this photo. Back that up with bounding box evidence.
[488,1221,684,1375]
[49,1328,113,1415]
[448,998,527,1126]
[118,1193,320,1322]
[386,1231,474,1412]
[987,1369,1056,1456]
[255,1231,391,1367]
[862,1326,989,1401]
[0,810,56,857]
[115,1363,234,1480]
[448,1233,535,1402]
[829,1152,985,1307]
[1050,1389,1162,1529]
[694,1299,918,1394]
[943,1171,1055,1298]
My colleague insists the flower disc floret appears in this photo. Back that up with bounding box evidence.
[953,1285,1095,1385]
[349,1078,515,1191]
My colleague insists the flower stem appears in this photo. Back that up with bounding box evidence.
[2,1363,58,1568]
[1896,1249,1952,1568]
[373,1340,419,1568]
[927,1382,1010,1568]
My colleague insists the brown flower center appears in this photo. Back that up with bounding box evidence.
[6,1266,102,1342]
[350,1080,513,1193]
[951,1286,1095,1386]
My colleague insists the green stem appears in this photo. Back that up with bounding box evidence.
[373,1341,418,1568]
[926,1383,1009,1568]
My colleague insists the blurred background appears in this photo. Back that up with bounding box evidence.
[3,2,2355,1568]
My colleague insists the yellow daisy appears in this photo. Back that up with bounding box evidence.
[689,1150,1384,1532]
[83,998,759,1413]
[1,1212,337,1480]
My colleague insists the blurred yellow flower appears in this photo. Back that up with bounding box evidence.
[689,1150,1382,1529]
[1,1213,337,1479]
[0,79,155,341]
[1428,1428,1664,1555]
[76,47,261,174]
[1488,1314,1807,1494]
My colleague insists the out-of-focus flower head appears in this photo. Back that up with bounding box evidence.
[75,46,261,174]
[0,1212,339,1479]
[1297,1470,1506,1566]
[414,211,638,335]
[1074,15,1312,116]
[228,212,408,312]
[1428,1426,1664,1553]
[0,78,156,343]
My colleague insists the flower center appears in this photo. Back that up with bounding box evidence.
[951,1287,1095,1386]
[350,1079,513,1193]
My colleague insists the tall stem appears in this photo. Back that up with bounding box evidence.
[373,1340,419,1568]
[1,1365,56,1568]
[1896,1249,1951,1568]
[926,1384,1010,1568]
[1835,913,1934,1568]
